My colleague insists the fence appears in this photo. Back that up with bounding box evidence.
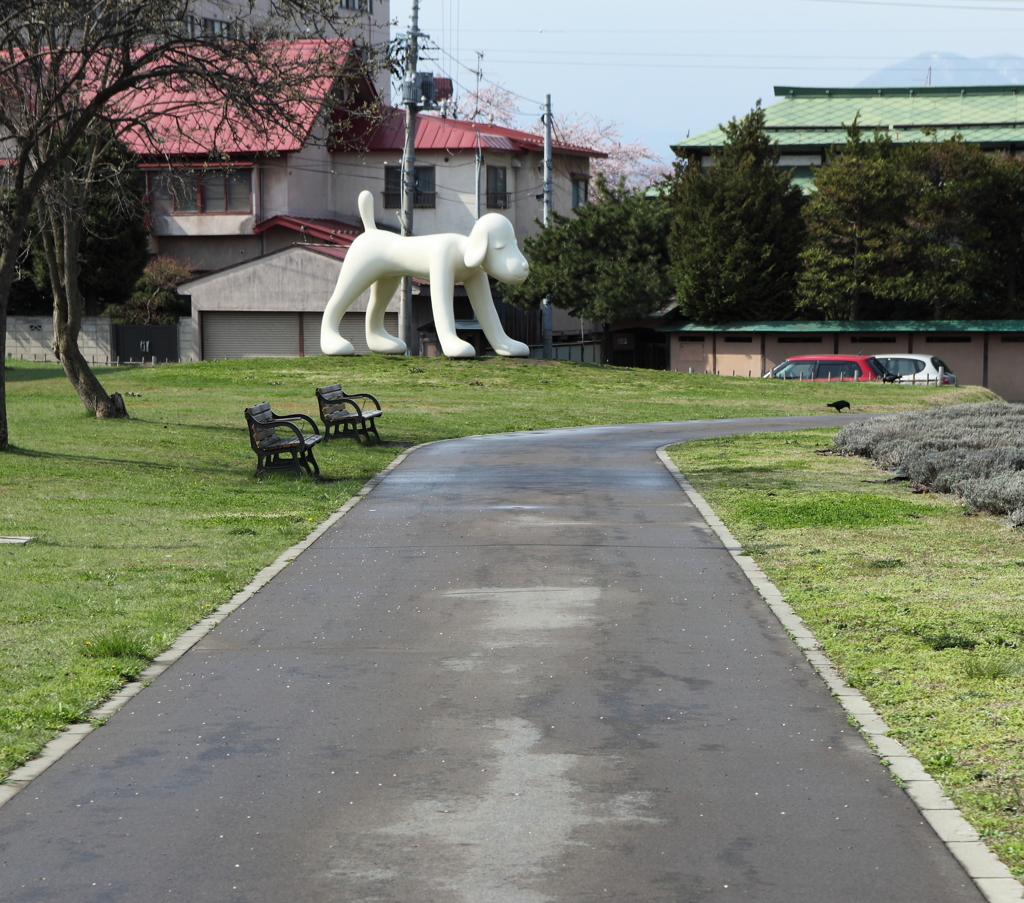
[529,341,602,364]
[5,317,189,365]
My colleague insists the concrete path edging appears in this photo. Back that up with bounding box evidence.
[656,446,1024,903]
[0,444,425,811]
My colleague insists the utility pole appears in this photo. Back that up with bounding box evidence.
[398,0,421,355]
[542,94,553,360]
[475,133,482,220]
[473,53,484,221]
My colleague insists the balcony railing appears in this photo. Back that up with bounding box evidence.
[383,191,436,209]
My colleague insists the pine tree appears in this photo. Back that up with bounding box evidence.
[797,123,916,320]
[900,138,999,319]
[501,177,674,324]
[667,103,805,323]
[800,131,1020,320]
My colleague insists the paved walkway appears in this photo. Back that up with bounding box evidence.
[0,418,997,902]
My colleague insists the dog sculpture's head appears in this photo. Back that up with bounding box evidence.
[464,214,530,284]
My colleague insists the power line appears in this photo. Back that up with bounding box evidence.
[438,48,1024,63]
[474,58,1024,73]
[799,0,1024,9]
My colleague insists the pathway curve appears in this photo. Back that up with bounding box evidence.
[0,417,991,902]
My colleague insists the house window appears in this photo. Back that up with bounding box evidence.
[148,169,252,215]
[383,165,435,209]
[191,17,238,39]
[572,176,589,208]
[486,165,508,209]
[339,0,373,10]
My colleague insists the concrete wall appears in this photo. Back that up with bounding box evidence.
[330,146,589,241]
[6,317,113,364]
[988,336,1024,401]
[153,234,263,272]
[181,245,379,317]
[178,317,198,363]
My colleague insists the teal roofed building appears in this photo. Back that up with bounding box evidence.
[672,85,1024,190]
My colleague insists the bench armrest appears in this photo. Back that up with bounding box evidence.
[318,396,366,417]
[269,411,321,435]
[342,392,381,412]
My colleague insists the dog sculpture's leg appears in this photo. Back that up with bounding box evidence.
[431,256,477,358]
[320,254,372,355]
[364,276,406,354]
[463,270,530,357]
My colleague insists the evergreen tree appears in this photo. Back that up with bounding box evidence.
[900,138,1000,319]
[105,256,192,325]
[797,123,917,320]
[502,177,674,325]
[988,153,1024,317]
[800,132,1022,320]
[667,103,805,322]
[5,151,149,318]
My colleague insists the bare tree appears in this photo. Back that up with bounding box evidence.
[0,0,384,444]
[34,126,132,415]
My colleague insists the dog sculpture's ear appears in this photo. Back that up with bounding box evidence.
[464,220,489,269]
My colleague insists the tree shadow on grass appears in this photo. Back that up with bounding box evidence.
[3,364,69,383]
[3,445,240,474]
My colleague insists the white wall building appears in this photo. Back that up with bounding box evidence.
[122,33,604,359]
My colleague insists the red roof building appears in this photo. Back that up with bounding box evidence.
[126,40,605,358]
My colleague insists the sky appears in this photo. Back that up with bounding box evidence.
[391,0,1024,164]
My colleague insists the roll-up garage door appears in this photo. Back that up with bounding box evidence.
[202,312,299,359]
[301,312,398,356]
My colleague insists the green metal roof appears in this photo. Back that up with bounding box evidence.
[658,320,1024,333]
[674,85,1024,157]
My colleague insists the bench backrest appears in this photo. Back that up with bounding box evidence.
[246,403,288,447]
[317,384,345,400]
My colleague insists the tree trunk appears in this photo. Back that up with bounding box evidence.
[0,188,37,449]
[602,322,613,365]
[38,165,128,419]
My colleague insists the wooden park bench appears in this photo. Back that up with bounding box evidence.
[315,384,383,445]
[244,402,322,476]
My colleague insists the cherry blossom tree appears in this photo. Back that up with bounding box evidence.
[451,83,670,191]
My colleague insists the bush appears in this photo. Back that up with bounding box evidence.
[833,402,1024,522]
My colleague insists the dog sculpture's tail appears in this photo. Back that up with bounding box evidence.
[358,190,376,232]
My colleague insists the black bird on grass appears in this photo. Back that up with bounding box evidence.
[827,400,851,413]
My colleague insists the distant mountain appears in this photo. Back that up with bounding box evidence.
[859,52,1024,88]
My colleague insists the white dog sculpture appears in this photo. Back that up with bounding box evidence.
[320,190,531,359]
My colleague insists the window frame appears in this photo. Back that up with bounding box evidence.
[383,165,436,209]
[148,168,253,216]
[486,165,509,209]
[571,175,589,208]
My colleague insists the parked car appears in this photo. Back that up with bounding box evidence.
[872,354,957,385]
[763,354,894,381]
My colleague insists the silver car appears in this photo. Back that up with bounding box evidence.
[873,354,956,385]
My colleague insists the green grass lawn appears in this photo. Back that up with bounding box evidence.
[669,430,1024,876]
[0,354,995,784]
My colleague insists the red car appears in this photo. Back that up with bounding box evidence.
[764,354,894,381]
